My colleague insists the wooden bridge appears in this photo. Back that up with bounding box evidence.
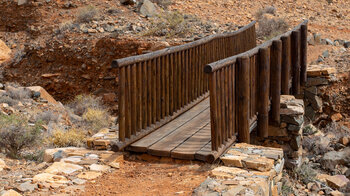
[111,20,308,162]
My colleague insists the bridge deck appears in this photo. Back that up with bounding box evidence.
[127,98,217,161]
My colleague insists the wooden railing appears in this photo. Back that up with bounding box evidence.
[112,21,257,150]
[204,20,308,151]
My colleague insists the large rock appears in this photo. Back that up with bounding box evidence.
[1,189,22,196]
[0,40,11,64]
[326,175,349,189]
[18,181,37,192]
[33,173,69,184]
[321,147,350,170]
[140,0,158,17]
[44,162,83,175]
[27,86,58,105]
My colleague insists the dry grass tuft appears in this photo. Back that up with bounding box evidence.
[82,108,111,134]
[75,5,98,23]
[47,128,85,147]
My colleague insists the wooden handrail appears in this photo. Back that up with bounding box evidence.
[205,20,308,151]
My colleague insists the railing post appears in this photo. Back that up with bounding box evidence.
[209,72,218,151]
[258,47,270,138]
[281,36,291,95]
[271,40,282,125]
[300,24,308,86]
[118,66,126,142]
[237,56,250,143]
[291,31,300,95]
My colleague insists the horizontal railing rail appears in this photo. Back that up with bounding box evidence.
[112,21,257,150]
[205,20,308,151]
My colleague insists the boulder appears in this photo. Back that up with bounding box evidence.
[44,162,83,175]
[326,175,349,189]
[0,40,11,64]
[1,189,22,196]
[321,147,350,170]
[140,0,158,17]
[27,86,58,105]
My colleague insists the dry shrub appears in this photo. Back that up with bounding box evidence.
[0,95,19,106]
[255,6,276,19]
[144,11,193,38]
[82,108,110,133]
[75,5,98,23]
[153,0,172,9]
[48,128,85,147]
[293,163,317,184]
[5,86,31,100]
[59,20,74,33]
[0,114,42,158]
[35,110,59,124]
[255,6,289,40]
[68,94,105,116]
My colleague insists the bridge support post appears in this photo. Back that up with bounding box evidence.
[237,56,250,143]
[258,47,270,138]
[300,24,308,86]
[291,31,300,95]
[271,40,282,125]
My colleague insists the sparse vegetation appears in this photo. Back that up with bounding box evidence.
[255,6,289,40]
[59,20,74,33]
[5,86,31,100]
[281,182,294,196]
[0,114,43,158]
[68,94,105,116]
[294,163,317,184]
[0,95,19,106]
[47,128,85,147]
[82,108,110,133]
[144,11,193,38]
[75,5,98,23]
[35,110,59,124]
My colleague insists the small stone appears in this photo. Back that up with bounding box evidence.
[72,178,86,185]
[18,181,37,192]
[108,162,120,169]
[140,0,158,17]
[327,175,349,189]
[120,0,136,5]
[344,41,350,48]
[89,164,111,172]
[17,0,27,5]
[0,158,7,171]
[87,29,97,33]
[339,137,349,146]
[314,33,321,44]
[330,190,344,196]
[331,113,343,122]
[242,156,275,172]
[306,77,329,87]
[324,39,334,45]
[77,171,102,180]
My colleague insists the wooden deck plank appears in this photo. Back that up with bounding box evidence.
[195,141,212,161]
[128,98,210,152]
[148,107,210,157]
[171,123,211,160]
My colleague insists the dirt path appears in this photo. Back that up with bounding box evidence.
[80,157,212,196]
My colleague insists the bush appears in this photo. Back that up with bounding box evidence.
[68,94,105,116]
[0,114,42,158]
[0,95,19,106]
[35,110,59,124]
[255,6,289,40]
[75,5,98,23]
[47,128,85,147]
[255,6,276,19]
[82,108,110,133]
[58,20,74,33]
[5,86,31,100]
[144,11,193,38]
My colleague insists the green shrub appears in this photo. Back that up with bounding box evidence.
[0,114,42,158]
[294,163,317,184]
